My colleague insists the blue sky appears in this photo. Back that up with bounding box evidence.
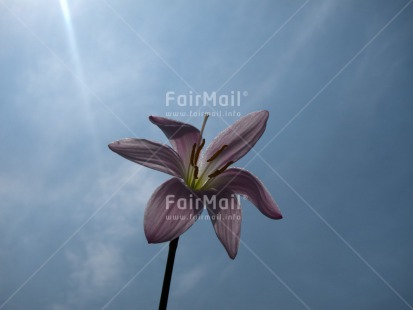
[1,0,412,309]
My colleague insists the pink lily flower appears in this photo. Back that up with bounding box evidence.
[109,110,282,259]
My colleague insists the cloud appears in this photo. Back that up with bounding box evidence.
[66,242,121,291]
[47,166,163,308]
[172,265,206,297]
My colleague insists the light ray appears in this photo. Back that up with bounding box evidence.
[59,0,102,171]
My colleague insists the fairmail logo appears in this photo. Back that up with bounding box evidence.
[165,90,248,107]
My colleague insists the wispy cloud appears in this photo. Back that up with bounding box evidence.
[172,265,206,297]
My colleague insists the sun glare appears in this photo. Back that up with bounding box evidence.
[58,0,102,170]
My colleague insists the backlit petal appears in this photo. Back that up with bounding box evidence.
[212,168,282,219]
[144,178,204,243]
[203,110,269,175]
[150,116,201,171]
[206,189,241,259]
[108,138,184,177]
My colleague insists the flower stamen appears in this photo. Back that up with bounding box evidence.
[190,143,197,166]
[193,166,199,179]
[194,138,205,165]
[207,145,228,162]
[208,160,234,178]
[197,114,209,145]
[188,115,209,188]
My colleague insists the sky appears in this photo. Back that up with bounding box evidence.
[0,0,412,309]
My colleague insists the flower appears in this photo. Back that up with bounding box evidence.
[108,110,282,259]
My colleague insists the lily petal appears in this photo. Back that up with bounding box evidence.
[149,116,201,171]
[206,189,241,259]
[108,138,184,177]
[203,110,269,175]
[144,178,204,243]
[212,168,282,219]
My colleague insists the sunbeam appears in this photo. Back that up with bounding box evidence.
[59,0,103,172]
[59,0,82,79]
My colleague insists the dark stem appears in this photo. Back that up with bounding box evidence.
[158,237,179,310]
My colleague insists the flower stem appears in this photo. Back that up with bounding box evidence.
[159,237,179,310]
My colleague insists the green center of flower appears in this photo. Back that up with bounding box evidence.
[185,114,233,190]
